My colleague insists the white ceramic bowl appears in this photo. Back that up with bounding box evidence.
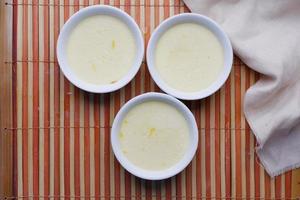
[111,92,198,180]
[147,13,233,100]
[57,5,144,93]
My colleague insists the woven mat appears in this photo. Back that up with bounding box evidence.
[2,0,300,199]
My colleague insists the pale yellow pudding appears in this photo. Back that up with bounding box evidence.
[119,101,189,171]
[155,23,224,92]
[67,15,136,85]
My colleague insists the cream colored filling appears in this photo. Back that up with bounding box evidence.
[119,101,189,171]
[155,23,224,92]
[67,15,136,85]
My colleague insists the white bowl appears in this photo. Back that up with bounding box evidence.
[111,92,198,180]
[146,13,233,100]
[57,5,144,93]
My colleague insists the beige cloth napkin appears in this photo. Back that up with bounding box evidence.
[183,0,300,177]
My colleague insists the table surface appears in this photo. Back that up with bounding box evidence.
[0,0,300,199]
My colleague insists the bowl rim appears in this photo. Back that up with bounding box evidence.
[57,5,144,93]
[146,13,233,100]
[111,92,199,180]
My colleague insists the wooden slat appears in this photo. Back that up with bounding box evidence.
[104,94,110,200]
[224,73,231,199]
[234,60,242,198]
[53,0,60,199]
[21,1,29,198]
[43,0,50,198]
[205,99,211,198]
[292,169,300,198]
[32,1,40,199]
[63,2,71,200]
[0,0,13,197]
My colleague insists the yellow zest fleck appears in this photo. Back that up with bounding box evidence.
[112,40,116,49]
[123,120,128,124]
[122,150,127,154]
[148,128,156,137]
[110,80,117,84]
[91,64,96,71]
[119,132,124,139]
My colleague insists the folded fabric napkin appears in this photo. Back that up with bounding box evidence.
[183,0,300,177]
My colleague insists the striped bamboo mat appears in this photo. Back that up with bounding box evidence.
[3,0,300,199]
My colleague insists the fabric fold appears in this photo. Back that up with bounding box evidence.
[183,0,300,177]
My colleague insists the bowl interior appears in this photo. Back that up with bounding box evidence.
[57,5,144,93]
[147,13,233,100]
[111,93,198,180]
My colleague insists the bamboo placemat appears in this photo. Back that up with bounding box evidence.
[1,0,300,199]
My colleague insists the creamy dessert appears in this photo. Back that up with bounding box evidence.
[119,101,189,171]
[67,15,136,85]
[155,23,224,92]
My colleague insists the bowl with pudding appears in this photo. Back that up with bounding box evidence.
[111,92,198,180]
[57,5,144,93]
[147,13,233,100]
